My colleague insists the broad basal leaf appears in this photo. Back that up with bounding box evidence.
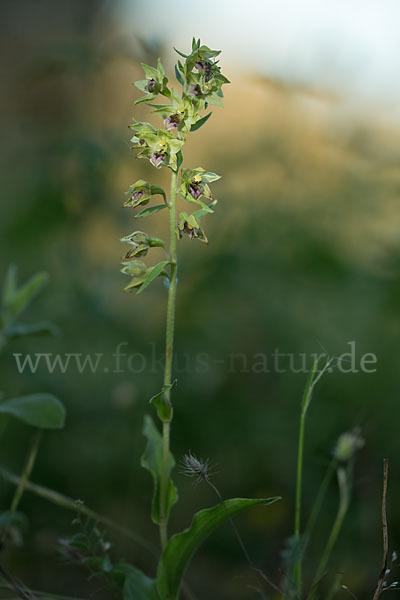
[0,394,66,429]
[157,496,281,599]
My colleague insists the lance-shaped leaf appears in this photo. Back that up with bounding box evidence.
[175,64,184,86]
[190,112,212,132]
[157,496,281,600]
[134,204,168,219]
[4,321,59,340]
[136,261,170,295]
[2,266,49,321]
[141,415,178,525]
[0,394,66,429]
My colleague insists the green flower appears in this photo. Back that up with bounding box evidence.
[180,167,220,211]
[120,260,148,291]
[175,38,230,108]
[134,58,169,104]
[124,180,152,209]
[130,121,184,170]
[150,89,199,139]
[176,212,207,243]
[120,231,165,259]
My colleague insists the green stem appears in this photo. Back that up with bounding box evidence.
[293,359,331,594]
[293,362,317,593]
[10,431,41,515]
[159,167,178,550]
[304,458,336,546]
[1,431,42,545]
[307,467,349,600]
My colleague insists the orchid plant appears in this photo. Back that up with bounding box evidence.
[119,38,280,599]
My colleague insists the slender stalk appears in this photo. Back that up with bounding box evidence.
[372,459,389,600]
[293,359,332,594]
[304,458,336,545]
[0,466,158,556]
[159,167,178,550]
[293,363,317,593]
[1,431,42,547]
[308,467,349,599]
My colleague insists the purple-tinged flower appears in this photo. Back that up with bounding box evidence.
[188,181,202,200]
[164,114,181,131]
[188,84,201,97]
[132,190,144,203]
[145,78,159,94]
[195,61,212,82]
[150,151,166,168]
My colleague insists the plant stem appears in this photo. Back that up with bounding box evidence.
[0,466,158,556]
[293,359,331,594]
[293,362,317,593]
[159,167,178,550]
[308,467,349,600]
[304,458,336,547]
[11,431,42,514]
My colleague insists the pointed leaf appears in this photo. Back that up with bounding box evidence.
[4,271,49,319]
[5,321,59,340]
[0,394,66,429]
[141,415,178,525]
[190,112,212,132]
[176,150,183,172]
[174,64,184,85]
[183,194,214,213]
[157,496,281,599]
[174,47,188,59]
[134,204,168,219]
[136,261,170,295]
[206,93,224,107]
[2,264,17,308]
[141,63,158,80]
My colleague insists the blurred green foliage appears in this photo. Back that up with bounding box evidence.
[1,0,399,598]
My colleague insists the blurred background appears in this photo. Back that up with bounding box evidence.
[1,0,400,597]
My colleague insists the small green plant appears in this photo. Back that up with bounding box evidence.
[0,265,65,597]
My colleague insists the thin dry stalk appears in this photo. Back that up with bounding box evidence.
[372,458,389,600]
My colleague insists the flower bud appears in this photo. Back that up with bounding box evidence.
[334,428,364,463]
[145,78,160,94]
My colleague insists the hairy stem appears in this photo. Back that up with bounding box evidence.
[159,167,178,550]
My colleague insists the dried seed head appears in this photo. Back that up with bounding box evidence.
[181,452,211,483]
